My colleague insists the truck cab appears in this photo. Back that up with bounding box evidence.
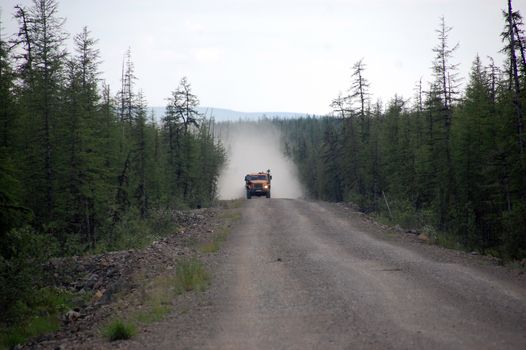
[244,170,272,199]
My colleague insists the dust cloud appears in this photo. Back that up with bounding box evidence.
[216,121,304,199]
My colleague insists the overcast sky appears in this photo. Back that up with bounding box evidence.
[2,0,525,115]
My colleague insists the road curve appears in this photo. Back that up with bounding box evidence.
[129,198,526,349]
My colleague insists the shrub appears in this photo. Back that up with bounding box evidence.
[102,320,137,341]
[501,203,526,260]
[0,288,72,349]
[0,227,58,323]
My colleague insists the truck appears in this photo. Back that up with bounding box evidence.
[244,170,272,199]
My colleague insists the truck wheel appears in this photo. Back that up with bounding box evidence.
[247,191,252,199]
[266,191,271,198]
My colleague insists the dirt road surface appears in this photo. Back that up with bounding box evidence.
[126,199,526,349]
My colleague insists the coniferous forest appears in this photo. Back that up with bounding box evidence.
[2,0,526,344]
[0,0,224,328]
[278,2,526,261]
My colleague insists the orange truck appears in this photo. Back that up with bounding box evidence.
[244,170,272,199]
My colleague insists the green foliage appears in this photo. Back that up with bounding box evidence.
[102,320,137,341]
[501,203,526,260]
[0,287,73,349]
[0,149,31,234]
[109,210,158,249]
[174,259,209,294]
[1,315,60,349]
[278,13,526,260]
[1,0,225,248]
[0,227,58,323]
[1,2,226,344]
[386,199,420,229]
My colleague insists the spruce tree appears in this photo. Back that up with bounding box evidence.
[14,0,68,229]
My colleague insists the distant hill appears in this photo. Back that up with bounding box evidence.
[149,106,308,122]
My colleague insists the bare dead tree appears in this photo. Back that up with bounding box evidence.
[350,59,370,119]
[502,0,525,172]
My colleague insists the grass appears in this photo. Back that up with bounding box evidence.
[134,304,171,324]
[200,240,221,253]
[132,273,175,325]
[217,199,244,209]
[102,320,137,341]
[372,209,472,253]
[0,315,61,349]
[506,259,526,270]
[174,259,209,294]
[98,274,173,344]
[199,226,229,253]
[120,259,209,340]
[103,205,232,340]
[221,210,242,222]
[0,288,74,350]
[199,208,241,254]
[1,205,236,349]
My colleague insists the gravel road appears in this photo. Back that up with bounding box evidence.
[127,198,526,350]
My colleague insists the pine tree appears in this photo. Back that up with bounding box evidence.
[0,16,16,149]
[176,77,201,133]
[133,91,148,219]
[59,26,105,247]
[320,120,343,201]
[162,77,203,204]
[118,48,136,126]
[0,15,28,235]
[14,0,68,228]
[431,16,460,229]
[451,56,496,248]
[349,59,370,140]
[501,0,526,183]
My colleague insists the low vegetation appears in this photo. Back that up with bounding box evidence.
[174,259,210,294]
[200,240,222,253]
[199,209,241,253]
[2,203,237,347]
[134,304,171,325]
[103,258,210,343]
[0,287,74,349]
[102,320,137,342]
[0,208,183,348]
[218,199,244,210]
[132,272,177,325]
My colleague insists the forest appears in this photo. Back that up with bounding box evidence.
[1,0,526,345]
[278,1,526,261]
[0,0,225,335]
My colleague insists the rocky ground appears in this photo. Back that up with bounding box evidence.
[20,203,241,350]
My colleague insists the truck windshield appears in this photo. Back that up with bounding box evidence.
[248,175,267,180]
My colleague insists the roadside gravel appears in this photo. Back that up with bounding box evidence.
[29,199,526,349]
[22,207,232,350]
[125,198,526,350]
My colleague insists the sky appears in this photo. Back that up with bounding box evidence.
[1,0,525,115]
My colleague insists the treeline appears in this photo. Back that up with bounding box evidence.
[0,0,224,326]
[278,3,526,260]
